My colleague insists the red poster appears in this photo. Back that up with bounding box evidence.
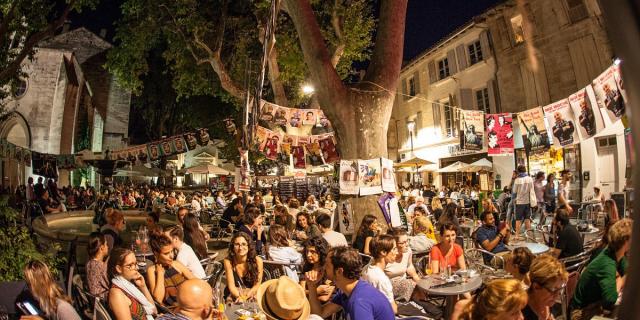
[485,113,514,156]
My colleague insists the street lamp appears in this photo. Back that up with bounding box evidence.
[302,84,315,95]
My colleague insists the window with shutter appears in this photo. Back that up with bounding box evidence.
[566,0,588,23]
[475,88,491,115]
[408,76,416,96]
[432,103,442,135]
[468,41,483,65]
[444,102,455,137]
[438,58,450,80]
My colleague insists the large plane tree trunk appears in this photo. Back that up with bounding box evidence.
[285,0,407,230]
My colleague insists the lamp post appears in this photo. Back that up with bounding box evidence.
[407,120,416,185]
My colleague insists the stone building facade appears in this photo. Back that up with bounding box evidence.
[0,28,131,187]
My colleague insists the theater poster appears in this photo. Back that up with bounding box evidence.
[339,160,359,195]
[263,131,281,161]
[460,110,484,151]
[273,106,289,126]
[568,87,604,140]
[593,66,626,122]
[543,99,579,147]
[259,101,275,122]
[380,158,396,193]
[291,145,306,169]
[518,107,550,153]
[238,149,251,192]
[358,158,382,196]
[612,64,629,110]
[319,134,339,163]
[485,113,514,156]
[255,126,270,152]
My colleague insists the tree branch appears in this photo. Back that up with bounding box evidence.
[330,0,345,67]
[0,0,77,82]
[0,0,19,42]
[284,0,347,114]
[266,47,288,106]
[362,0,407,90]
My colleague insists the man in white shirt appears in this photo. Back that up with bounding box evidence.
[191,193,202,213]
[360,234,398,314]
[165,226,207,279]
[512,165,535,239]
[316,213,348,247]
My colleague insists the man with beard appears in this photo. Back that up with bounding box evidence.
[552,112,575,145]
[578,100,596,136]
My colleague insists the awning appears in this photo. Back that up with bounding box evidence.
[461,158,493,172]
[181,164,230,175]
[437,161,469,173]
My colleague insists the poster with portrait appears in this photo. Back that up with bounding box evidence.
[263,131,281,161]
[147,143,161,161]
[259,101,276,122]
[485,113,514,156]
[238,149,251,192]
[317,110,331,129]
[32,152,58,179]
[159,139,175,156]
[291,145,306,169]
[296,136,310,149]
[255,126,270,152]
[278,141,292,165]
[358,158,382,196]
[339,160,359,195]
[288,109,303,128]
[319,135,339,163]
[380,157,396,193]
[338,200,355,235]
[273,106,289,126]
[172,136,187,154]
[518,107,550,153]
[568,87,604,140]
[543,99,579,147]
[612,64,629,111]
[306,141,324,166]
[302,109,317,126]
[195,128,210,146]
[593,66,626,122]
[459,110,484,151]
[135,145,149,163]
[183,132,198,151]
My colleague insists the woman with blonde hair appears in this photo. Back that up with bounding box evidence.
[431,196,444,221]
[23,260,82,320]
[101,208,125,250]
[460,278,528,320]
[410,215,436,253]
[523,254,568,320]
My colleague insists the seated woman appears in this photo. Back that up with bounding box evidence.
[223,232,264,302]
[410,216,437,253]
[431,197,444,222]
[385,228,424,302]
[238,207,267,255]
[146,232,196,307]
[430,222,466,274]
[86,232,110,300]
[300,236,334,303]
[164,225,206,279]
[523,255,568,320]
[23,260,82,320]
[294,211,321,241]
[361,234,399,314]
[182,213,210,260]
[460,279,528,320]
[272,204,295,232]
[266,224,303,282]
[438,202,464,246]
[108,248,156,320]
[352,214,379,255]
[101,208,125,251]
[504,247,535,288]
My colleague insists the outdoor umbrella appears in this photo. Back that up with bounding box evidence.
[437,161,469,173]
[393,156,435,167]
[183,164,230,175]
[418,164,439,172]
[461,158,493,172]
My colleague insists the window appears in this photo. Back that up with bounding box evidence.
[444,102,455,137]
[475,88,491,114]
[408,76,416,96]
[510,15,525,44]
[468,41,483,65]
[13,79,28,98]
[438,58,450,80]
[566,0,588,23]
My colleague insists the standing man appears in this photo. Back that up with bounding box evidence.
[512,165,535,239]
[305,246,395,319]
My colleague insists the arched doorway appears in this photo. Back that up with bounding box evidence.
[0,112,32,189]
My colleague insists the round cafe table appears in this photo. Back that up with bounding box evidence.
[417,274,483,320]
[507,241,549,255]
[224,301,262,320]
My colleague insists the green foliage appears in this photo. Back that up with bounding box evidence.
[107,0,375,104]
[0,196,64,281]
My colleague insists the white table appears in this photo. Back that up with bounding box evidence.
[417,274,483,320]
[507,241,549,255]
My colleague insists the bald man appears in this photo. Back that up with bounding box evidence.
[158,279,214,320]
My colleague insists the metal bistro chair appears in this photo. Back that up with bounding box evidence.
[262,260,304,281]
[201,256,223,281]
[559,253,591,320]
[210,215,234,242]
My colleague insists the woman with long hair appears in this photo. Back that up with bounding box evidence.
[300,236,334,303]
[23,260,82,320]
[353,214,379,255]
[431,196,444,222]
[386,228,424,303]
[182,213,209,259]
[460,279,528,320]
[523,255,568,320]
[86,232,110,300]
[223,232,264,302]
[145,232,195,307]
[108,248,156,320]
[409,216,436,253]
[266,224,303,281]
[603,199,619,228]
[294,211,321,241]
[272,204,295,232]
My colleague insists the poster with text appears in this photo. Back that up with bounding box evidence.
[301,109,317,126]
[159,139,175,156]
[460,110,484,150]
[195,128,210,146]
[358,158,382,195]
[273,106,289,126]
[593,66,625,122]
[568,87,604,140]
[291,145,306,169]
[319,135,339,163]
[338,200,355,235]
[238,149,251,192]
[172,136,188,154]
[147,143,161,161]
[306,141,324,166]
[543,99,579,147]
[288,109,303,128]
[263,131,281,161]
[183,132,198,151]
[380,158,396,192]
[317,110,331,128]
[278,142,291,165]
[339,160,359,195]
[518,107,550,153]
[485,113,514,156]
[259,101,275,122]
[255,126,270,152]
[612,64,629,109]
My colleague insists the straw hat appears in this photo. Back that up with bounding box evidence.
[256,276,310,320]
